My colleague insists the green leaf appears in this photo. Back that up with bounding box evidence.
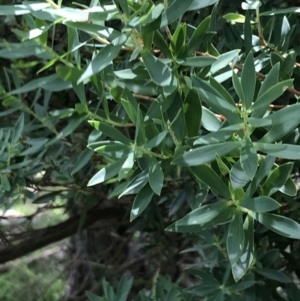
[86,291,104,301]
[240,196,281,213]
[194,124,243,145]
[172,142,240,166]
[209,49,240,75]
[188,16,211,54]
[170,23,186,58]
[97,123,131,145]
[201,107,221,131]
[260,111,300,144]
[255,268,290,283]
[153,30,172,58]
[227,210,245,266]
[232,215,254,282]
[280,177,297,196]
[166,201,234,232]
[188,0,218,11]
[190,165,231,199]
[244,11,252,55]
[232,71,245,106]
[223,13,246,23]
[20,138,48,156]
[1,176,11,192]
[216,154,230,176]
[137,4,164,26]
[78,44,122,84]
[261,162,293,196]
[253,213,300,239]
[260,7,300,16]
[130,183,154,221]
[118,151,135,180]
[119,170,149,197]
[72,148,94,175]
[160,0,194,27]
[251,79,293,111]
[166,92,185,144]
[142,51,177,92]
[241,52,256,108]
[228,280,256,292]
[257,63,280,99]
[10,74,72,94]
[148,158,164,195]
[209,76,237,107]
[245,155,275,198]
[146,131,168,149]
[47,116,86,146]
[56,66,83,83]
[114,0,129,16]
[88,157,127,186]
[249,103,300,128]
[254,143,300,160]
[230,160,251,189]
[192,76,241,125]
[0,44,49,59]
[116,275,133,301]
[12,113,24,143]
[240,137,257,179]
[183,56,216,68]
[0,3,50,15]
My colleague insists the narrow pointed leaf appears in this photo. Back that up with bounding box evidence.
[251,79,293,111]
[254,143,300,160]
[88,157,127,186]
[227,210,245,266]
[130,184,154,221]
[241,52,256,108]
[240,137,257,179]
[172,142,240,166]
[240,196,281,213]
[253,213,300,239]
[149,159,164,195]
[190,165,231,199]
[78,44,122,84]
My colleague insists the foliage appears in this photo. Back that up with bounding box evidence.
[1,0,300,300]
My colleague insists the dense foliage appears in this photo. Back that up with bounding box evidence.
[2,0,300,300]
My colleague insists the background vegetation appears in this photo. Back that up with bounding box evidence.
[1,0,300,300]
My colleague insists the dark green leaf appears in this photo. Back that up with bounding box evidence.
[240,196,281,213]
[240,137,257,179]
[142,51,177,93]
[148,158,164,195]
[251,79,293,111]
[86,291,104,301]
[192,76,241,125]
[254,143,300,160]
[130,184,154,221]
[253,213,300,239]
[230,160,251,189]
[227,210,245,266]
[78,44,122,84]
[255,268,290,283]
[194,124,243,145]
[88,157,127,186]
[262,162,293,196]
[173,142,240,166]
[232,215,254,282]
[166,201,234,232]
[190,165,231,199]
[241,52,256,108]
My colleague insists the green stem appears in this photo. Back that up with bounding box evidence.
[88,111,134,128]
